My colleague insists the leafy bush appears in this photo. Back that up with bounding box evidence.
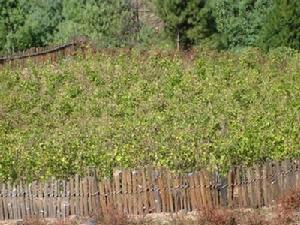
[212,0,272,49]
[0,48,299,181]
[258,0,300,50]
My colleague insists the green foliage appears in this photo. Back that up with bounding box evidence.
[15,0,63,49]
[0,0,138,51]
[0,49,299,181]
[154,0,216,48]
[0,0,63,51]
[53,0,133,47]
[213,0,273,49]
[259,0,300,50]
[0,0,300,51]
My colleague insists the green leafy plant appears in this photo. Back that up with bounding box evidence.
[0,48,299,181]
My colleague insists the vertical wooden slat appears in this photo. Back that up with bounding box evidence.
[122,170,128,214]
[148,169,156,214]
[203,171,213,208]
[194,172,204,209]
[166,171,174,213]
[107,178,113,211]
[165,170,171,212]
[285,160,293,191]
[188,173,196,210]
[98,180,106,213]
[227,169,233,208]
[152,170,161,213]
[282,160,288,192]
[246,168,252,207]
[83,177,89,216]
[70,177,75,215]
[79,176,85,216]
[57,180,62,218]
[12,183,18,219]
[240,167,248,207]
[292,160,297,188]
[65,180,71,218]
[19,182,26,219]
[132,170,138,215]
[39,182,44,218]
[235,168,241,207]
[24,183,33,219]
[175,175,182,212]
[255,165,262,207]
[88,176,93,215]
[31,182,36,218]
[15,183,19,220]
[50,179,55,218]
[15,183,20,219]
[62,180,67,219]
[295,159,300,187]
[135,170,142,215]
[127,170,133,214]
[103,179,109,212]
[157,170,166,213]
[171,173,177,212]
[75,175,80,216]
[142,169,149,215]
[113,170,122,213]
[94,175,100,213]
[2,183,8,220]
[0,184,4,220]
[262,164,269,206]
[182,174,190,211]
[89,176,96,215]
[44,182,49,218]
[7,182,13,219]
[57,180,65,218]
[276,161,283,194]
[179,174,185,211]
[6,182,10,220]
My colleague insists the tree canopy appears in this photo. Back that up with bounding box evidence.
[259,0,300,50]
[0,0,299,52]
[154,0,217,48]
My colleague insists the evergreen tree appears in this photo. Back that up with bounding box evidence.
[14,0,63,49]
[154,0,217,49]
[0,0,63,51]
[213,0,272,49]
[259,0,300,50]
[0,0,27,52]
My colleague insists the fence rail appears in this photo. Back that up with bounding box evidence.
[0,40,88,69]
[0,159,300,220]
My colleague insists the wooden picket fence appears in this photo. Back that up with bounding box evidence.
[0,39,88,69]
[0,159,300,220]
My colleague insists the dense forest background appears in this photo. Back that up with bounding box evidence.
[0,0,299,53]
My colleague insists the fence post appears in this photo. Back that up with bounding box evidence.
[227,168,234,208]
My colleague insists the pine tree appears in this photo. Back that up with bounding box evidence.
[259,0,300,50]
[154,0,216,49]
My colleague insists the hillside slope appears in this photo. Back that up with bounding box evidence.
[0,48,299,180]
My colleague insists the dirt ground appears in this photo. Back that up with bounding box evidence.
[0,206,299,225]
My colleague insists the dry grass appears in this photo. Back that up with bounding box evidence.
[18,188,300,225]
[94,205,131,225]
[196,208,236,225]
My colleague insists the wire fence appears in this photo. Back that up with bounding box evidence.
[0,158,300,220]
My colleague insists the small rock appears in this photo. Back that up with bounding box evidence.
[80,218,97,225]
[68,215,79,222]
[16,220,23,225]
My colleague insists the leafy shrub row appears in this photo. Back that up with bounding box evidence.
[0,48,299,181]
